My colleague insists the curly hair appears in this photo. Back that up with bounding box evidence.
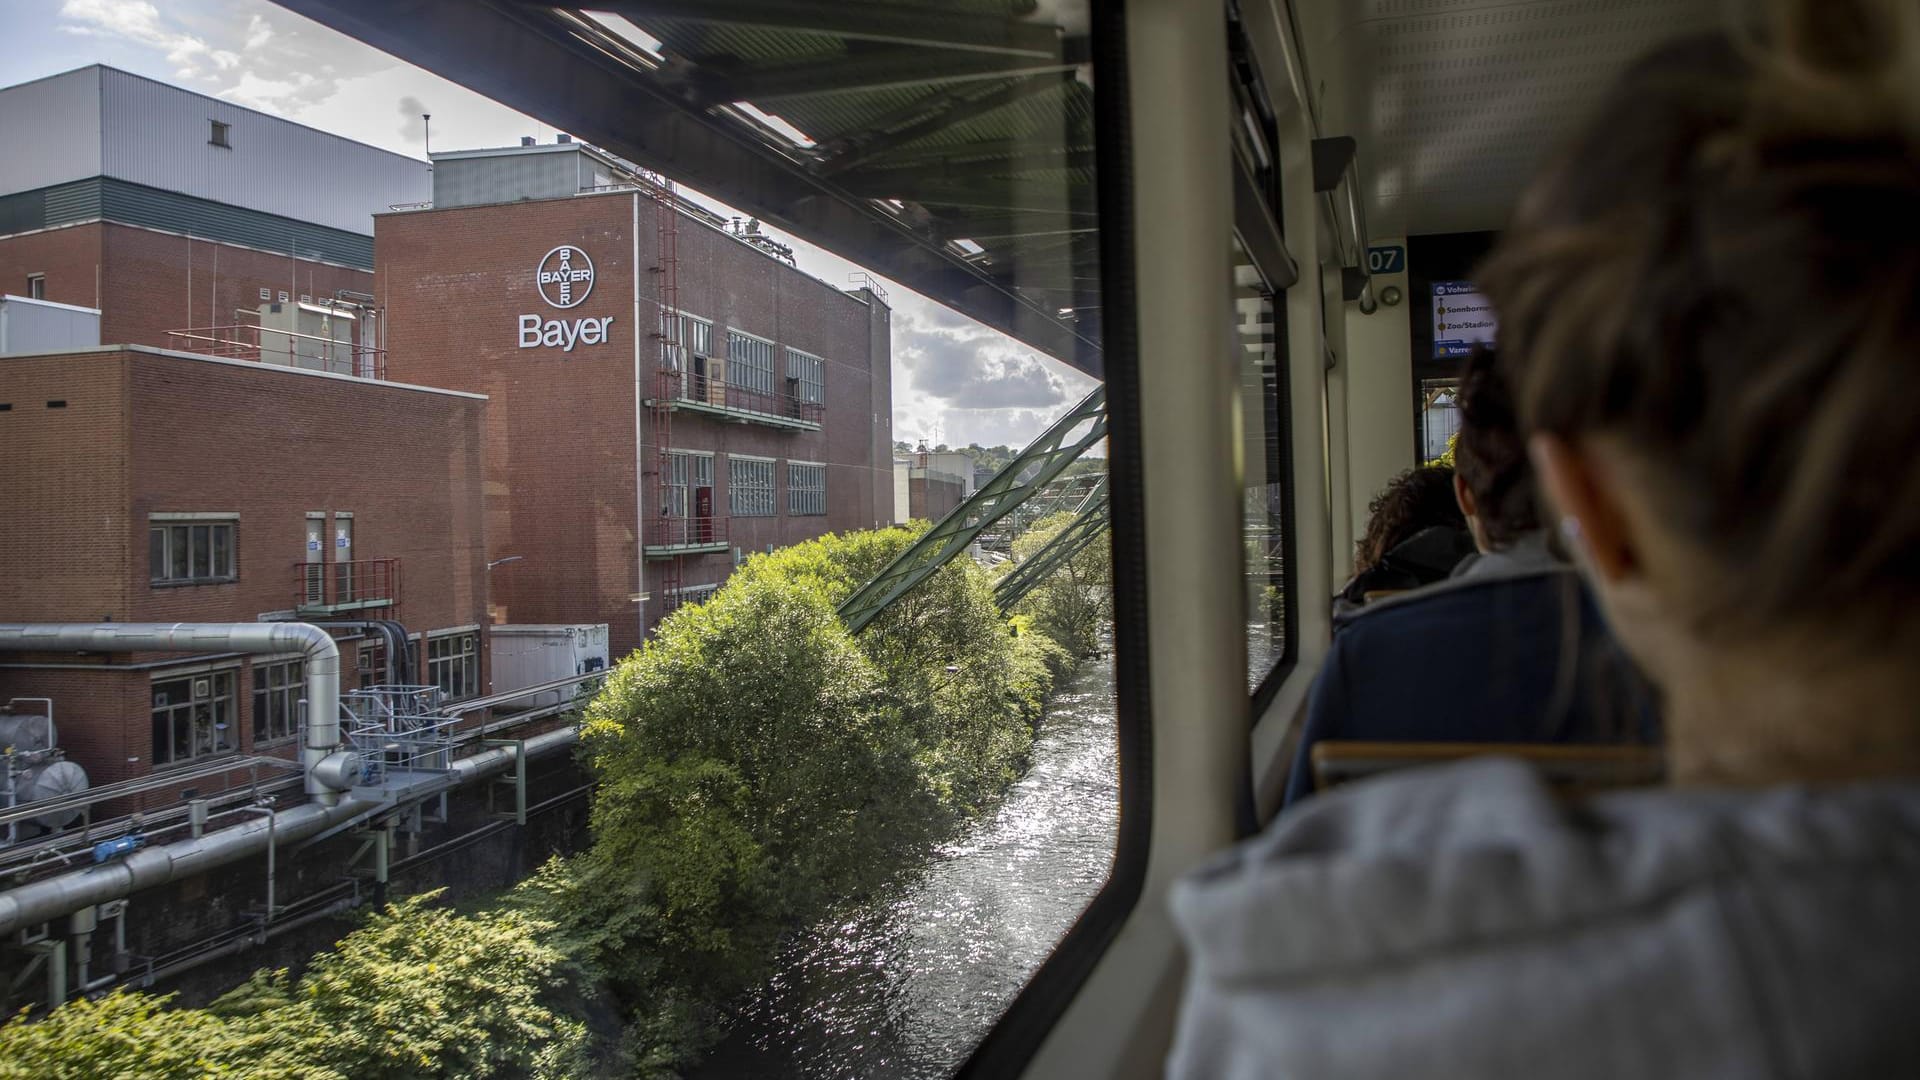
[1452,347,1540,549]
[1354,465,1466,577]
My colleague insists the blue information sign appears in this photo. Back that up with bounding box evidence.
[1365,245,1406,275]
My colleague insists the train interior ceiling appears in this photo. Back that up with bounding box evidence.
[14,0,1739,1074]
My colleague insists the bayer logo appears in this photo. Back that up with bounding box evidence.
[536,245,595,309]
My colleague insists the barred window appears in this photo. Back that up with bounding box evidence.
[788,462,827,516]
[427,630,479,702]
[787,348,825,404]
[727,331,776,396]
[151,670,236,766]
[660,310,712,369]
[252,659,304,743]
[729,457,776,517]
[664,451,714,518]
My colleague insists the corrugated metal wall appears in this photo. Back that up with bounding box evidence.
[0,68,102,196]
[432,149,586,208]
[96,67,429,236]
[0,178,374,269]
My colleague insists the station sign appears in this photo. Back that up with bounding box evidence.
[519,243,614,352]
[1431,279,1496,359]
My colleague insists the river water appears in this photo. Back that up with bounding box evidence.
[696,652,1119,1079]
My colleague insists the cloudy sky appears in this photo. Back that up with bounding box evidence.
[1,0,1098,450]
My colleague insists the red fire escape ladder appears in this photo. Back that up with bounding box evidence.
[650,176,684,627]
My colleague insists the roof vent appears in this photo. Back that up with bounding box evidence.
[520,136,535,147]
[556,133,572,144]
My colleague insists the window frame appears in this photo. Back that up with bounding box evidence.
[209,119,232,148]
[149,514,238,586]
[425,627,481,702]
[725,328,777,396]
[150,667,238,768]
[25,273,45,300]
[727,455,777,518]
[785,347,825,405]
[663,449,715,518]
[251,656,306,746]
[787,460,827,517]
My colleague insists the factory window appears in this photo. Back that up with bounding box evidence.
[659,311,713,368]
[727,330,777,396]
[209,120,231,148]
[151,670,236,766]
[788,462,827,516]
[427,629,480,702]
[150,517,237,584]
[26,273,44,299]
[728,456,776,517]
[787,348,825,405]
[664,450,714,519]
[252,659,305,744]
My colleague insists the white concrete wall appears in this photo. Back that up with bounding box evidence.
[1340,237,1415,545]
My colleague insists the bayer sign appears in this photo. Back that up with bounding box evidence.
[536,245,595,309]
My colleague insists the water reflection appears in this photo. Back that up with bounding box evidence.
[698,653,1119,1079]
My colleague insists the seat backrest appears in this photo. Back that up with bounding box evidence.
[1311,740,1664,795]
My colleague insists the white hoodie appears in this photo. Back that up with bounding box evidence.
[1168,758,1920,1079]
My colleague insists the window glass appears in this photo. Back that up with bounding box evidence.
[151,671,235,765]
[426,631,479,701]
[728,456,776,517]
[788,462,826,516]
[252,659,304,743]
[1236,240,1290,692]
[787,348,825,404]
[727,331,777,396]
[151,520,236,583]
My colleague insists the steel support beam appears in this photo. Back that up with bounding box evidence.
[270,0,1101,377]
[558,0,1064,57]
[994,478,1110,609]
[839,387,1106,632]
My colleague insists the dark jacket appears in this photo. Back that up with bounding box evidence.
[1286,533,1654,806]
[1333,526,1475,621]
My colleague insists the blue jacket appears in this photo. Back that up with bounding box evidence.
[1284,534,1655,806]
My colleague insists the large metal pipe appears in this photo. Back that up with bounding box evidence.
[0,623,343,802]
[0,725,578,937]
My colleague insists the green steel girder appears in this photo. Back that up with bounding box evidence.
[839,386,1106,632]
[994,478,1109,610]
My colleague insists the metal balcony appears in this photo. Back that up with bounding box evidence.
[646,369,824,430]
[294,557,401,616]
[644,516,730,558]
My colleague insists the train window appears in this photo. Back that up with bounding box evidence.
[0,3,1134,1078]
[1238,239,1293,698]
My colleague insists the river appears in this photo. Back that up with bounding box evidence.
[695,651,1119,1079]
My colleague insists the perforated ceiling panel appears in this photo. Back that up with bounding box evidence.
[1297,0,1723,237]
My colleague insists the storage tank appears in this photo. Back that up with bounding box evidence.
[2,700,90,836]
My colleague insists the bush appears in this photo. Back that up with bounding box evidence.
[547,523,1067,1072]
[0,891,588,1080]
[1007,512,1113,658]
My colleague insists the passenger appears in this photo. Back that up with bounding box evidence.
[1171,5,1920,1077]
[1284,348,1651,806]
[1333,464,1472,618]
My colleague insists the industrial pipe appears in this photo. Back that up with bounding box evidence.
[0,725,578,937]
[0,623,341,803]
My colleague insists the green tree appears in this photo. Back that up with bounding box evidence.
[1008,512,1114,658]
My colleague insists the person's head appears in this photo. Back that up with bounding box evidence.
[1450,347,1539,553]
[1479,0,1920,781]
[1354,464,1465,576]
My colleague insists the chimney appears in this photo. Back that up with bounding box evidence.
[520,136,535,147]
[556,133,573,144]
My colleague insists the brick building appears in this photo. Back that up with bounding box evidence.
[0,347,487,807]
[0,66,428,353]
[376,141,893,653]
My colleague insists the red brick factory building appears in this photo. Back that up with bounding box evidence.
[378,139,894,653]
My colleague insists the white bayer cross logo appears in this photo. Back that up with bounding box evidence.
[536,245,595,309]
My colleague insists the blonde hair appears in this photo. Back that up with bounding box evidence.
[1480,0,1920,644]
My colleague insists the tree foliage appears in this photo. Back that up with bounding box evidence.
[1008,512,1114,658]
[0,892,588,1080]
[544,524,1067,1073]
